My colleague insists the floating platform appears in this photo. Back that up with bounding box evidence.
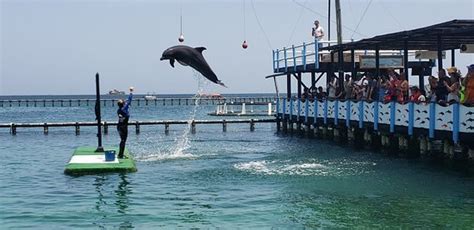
[64,146,137,176]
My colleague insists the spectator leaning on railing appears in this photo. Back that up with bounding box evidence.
[462,64,474,105]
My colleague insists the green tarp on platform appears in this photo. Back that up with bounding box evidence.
[64,146,137,176]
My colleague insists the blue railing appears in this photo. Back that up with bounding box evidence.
[272,39,353,73]
[277,98,474,144]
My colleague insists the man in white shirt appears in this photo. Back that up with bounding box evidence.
[312,20,324,48]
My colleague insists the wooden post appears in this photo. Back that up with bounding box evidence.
[75,122,80,135]
[78,99,81,106]
[223,119,227,132]
[191,120,196,134]
[60,100,64,107]
[135,121,140,134]
[43,123,48,135]
[165,123,169,135]
[11,123,16,135]
[103,122,108,135]
[69,100,72,107]
[250,119,255,131]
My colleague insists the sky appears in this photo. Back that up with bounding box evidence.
[1,0,473,95]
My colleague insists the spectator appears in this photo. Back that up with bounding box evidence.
[435,69,449,104]
[316,86,327,100]
[426,76,438,102]
[378,76,388,102]
[398,72,409,103]
[354,74,368,100]
[386,72,400,102]
[327,74,338,99]
[409,86,426,103]
[343,74,353,100]
[462,64,474,105]
[446,72,460,103]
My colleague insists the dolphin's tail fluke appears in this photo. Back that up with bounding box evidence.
[217,81,227,88]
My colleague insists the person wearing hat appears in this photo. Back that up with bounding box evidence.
[117,87,134,159]
[462,64,474,105]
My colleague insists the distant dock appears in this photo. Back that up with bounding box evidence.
[0,96,277,107]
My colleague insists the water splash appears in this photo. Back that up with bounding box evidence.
[135,71,208,161]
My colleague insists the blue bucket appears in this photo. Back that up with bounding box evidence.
[104,150,116,162]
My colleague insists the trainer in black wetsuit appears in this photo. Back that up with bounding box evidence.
[117,88,133,158]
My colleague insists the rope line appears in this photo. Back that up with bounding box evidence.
[291,0,367,37]
[250,0,273,50]
[350,0,373,39]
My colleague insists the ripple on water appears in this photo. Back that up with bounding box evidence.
[233,158,376,177]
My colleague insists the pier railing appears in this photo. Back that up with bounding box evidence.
[276,98,474,143]
[0,96,277,108]
[272,39,352,73]
[1,118,276,135]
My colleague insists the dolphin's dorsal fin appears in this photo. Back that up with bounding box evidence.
[169,59,175,68]
[195,47,207,53]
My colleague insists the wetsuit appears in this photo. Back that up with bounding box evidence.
[117,93,133,158]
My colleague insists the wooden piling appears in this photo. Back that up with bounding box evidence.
[135,121,140,134]
[75,122,80,135]
[223,119,227,132]
[11,123,16,135]
[250,119,255,131]
[103,122,108,135]
[43,123,48,135]
[191,120,196,134]
[165,123,169,135]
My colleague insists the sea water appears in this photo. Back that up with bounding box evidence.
[1,95,474,228]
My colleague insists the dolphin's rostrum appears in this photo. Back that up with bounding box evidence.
[160,45,226,87]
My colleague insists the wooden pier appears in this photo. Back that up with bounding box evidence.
[268,20,474,172]
[1,118,276,135]
[0,96,276,107]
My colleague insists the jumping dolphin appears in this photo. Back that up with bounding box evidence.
[160,45,226,87]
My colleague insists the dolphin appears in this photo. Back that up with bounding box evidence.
[160,45,226,87]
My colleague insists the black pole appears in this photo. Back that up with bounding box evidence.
[297,72,302,99]
[328,0,331,41]
[95,73,104,152]
[338,45,344,93]
[287,73,291,99]
[437,34,443,71]
[404,40,409,77]
[376,45,380,79]
[451,49,455,67]
[351,49,356,79]
[311,71,316,90]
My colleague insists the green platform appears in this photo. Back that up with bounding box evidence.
[64,146,137,176]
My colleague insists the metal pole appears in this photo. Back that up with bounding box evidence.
[95,73,104,152]
[297,72,302,99]
[437,34,443,71]
[328,0,331,41]
[287,73,291,99]
[404,40,409,77]
[451,49,455,67]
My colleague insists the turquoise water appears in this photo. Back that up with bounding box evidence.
[1,98,474,228]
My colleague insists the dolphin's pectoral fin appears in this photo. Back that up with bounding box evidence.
[177,60,188,66]
[169,59,175,68]
[195,47,207,53]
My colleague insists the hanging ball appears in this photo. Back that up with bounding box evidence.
[178,34,184,43]
[242,40,248,49]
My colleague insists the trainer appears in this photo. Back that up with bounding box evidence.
[117,87,134,159]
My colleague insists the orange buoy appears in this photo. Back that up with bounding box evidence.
[242,40,248,49]
[178,34,184,43]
